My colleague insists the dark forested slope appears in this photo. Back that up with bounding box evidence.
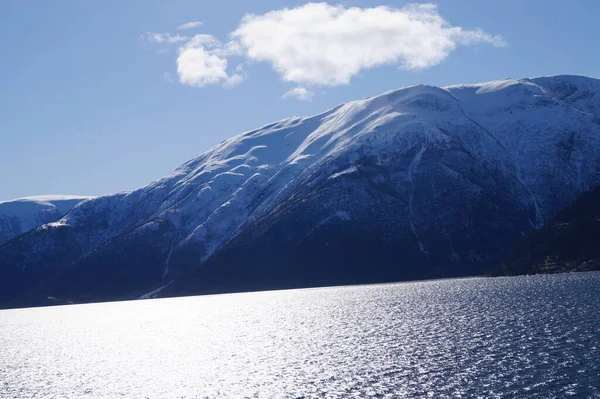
[494,185,600,275]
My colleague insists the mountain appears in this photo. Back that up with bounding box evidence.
[493,185,600,275]
[1,75,600,308]
[0,196,94,246]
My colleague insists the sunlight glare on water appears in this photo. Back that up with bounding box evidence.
[1,273,599,398]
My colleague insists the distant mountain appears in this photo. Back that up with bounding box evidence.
[0,196,94,246]
[493,185,600,276]
[1,75,600,308]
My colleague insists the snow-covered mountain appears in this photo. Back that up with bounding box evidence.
[0,196,94,246]
[1,75,599,307]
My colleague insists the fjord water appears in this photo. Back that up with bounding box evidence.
[1,274,599,398]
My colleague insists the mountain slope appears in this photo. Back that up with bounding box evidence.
[1,75,600,308]
[0,196,94,246]
[493,185,600,275]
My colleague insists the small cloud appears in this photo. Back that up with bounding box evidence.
[177,45,229,87]
[146,31,245,89]
[223,74,244,89]
[177,21,204,31]
[145,32,189,44]
[176,34,244,88]
[282,87,314,101]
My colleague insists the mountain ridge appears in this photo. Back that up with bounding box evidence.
[1,74,599,308]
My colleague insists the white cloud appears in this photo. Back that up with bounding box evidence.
[145,32,189,44]
[282,87,314,101]
[177,21,203,30]
[145,3,506,94]
[177,46,228,87]
[176,34,243,88]
[232,2,507,86]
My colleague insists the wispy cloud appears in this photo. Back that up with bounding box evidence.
[223,73,244,89]
[144,3,506,96]
[145,32,189,44]
[282,87,314,101]
[177,21,203,30]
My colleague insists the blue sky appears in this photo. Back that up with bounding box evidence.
[1,0,598,201]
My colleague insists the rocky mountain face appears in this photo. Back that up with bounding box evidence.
[494,185,600,276]
[0,196,93,246]
[1,75,599,308]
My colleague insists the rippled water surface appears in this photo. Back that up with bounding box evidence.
[1,273,599,398]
